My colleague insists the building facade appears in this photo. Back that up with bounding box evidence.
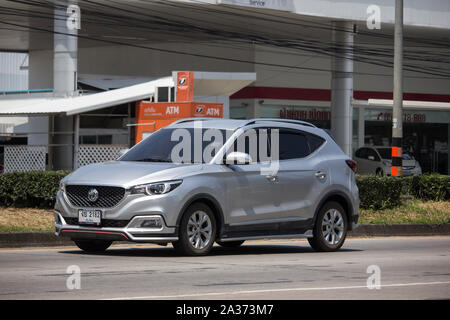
[0,0,449,173]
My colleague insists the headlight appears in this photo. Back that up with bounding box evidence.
[131,180,182,195]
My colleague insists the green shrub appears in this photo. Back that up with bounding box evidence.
[356,175,404,210]
[410,174,450,201]
[0,171,448,210]
[0,171,71,208]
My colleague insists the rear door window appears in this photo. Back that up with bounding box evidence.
[277,129,310,160]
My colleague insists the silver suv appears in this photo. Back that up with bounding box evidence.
[55,118,359,255]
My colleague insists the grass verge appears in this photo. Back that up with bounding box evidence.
[0,200,449,232]
[0,207,53,232]
[359,200,450,224]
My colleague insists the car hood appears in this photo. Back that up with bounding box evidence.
[64,161,200,187]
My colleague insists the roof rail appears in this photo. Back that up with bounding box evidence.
[244,118,317,128]
[168,117,217,126]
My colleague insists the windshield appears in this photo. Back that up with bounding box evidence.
[376,148,415,160]
[121,128,232,163]
[376,148,391,160]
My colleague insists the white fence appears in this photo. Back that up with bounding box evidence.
[77,144,127,168]
[2,144,127,173]
[3,145,46,173]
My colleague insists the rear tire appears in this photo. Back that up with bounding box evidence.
[74,240,112,252]
[308,201,347,252]
[172,202,217,256]
[217,240,245,248]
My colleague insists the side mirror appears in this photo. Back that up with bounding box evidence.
[225,152,253,165]
[117,148,130,160]
[368,155,375,161]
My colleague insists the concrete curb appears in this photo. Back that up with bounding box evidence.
[0,232,73,248]
[0,224,449,248]
[348,223,450,237]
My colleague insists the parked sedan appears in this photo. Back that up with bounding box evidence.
[354,146,422,176]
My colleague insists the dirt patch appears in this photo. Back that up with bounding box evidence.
[0,207,54,231]
[416,201,450,212]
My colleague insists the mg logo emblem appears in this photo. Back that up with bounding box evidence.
[87,188,99,202]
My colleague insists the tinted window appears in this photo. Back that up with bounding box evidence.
[277,130,310,160]
[121,128,230,163]
[306,134,325,153]
[230,128,270,163]
[355,148,367,159]
[367,148,380,161]
[376,148,391,160]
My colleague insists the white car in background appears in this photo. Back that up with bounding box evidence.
[354,146,422,177]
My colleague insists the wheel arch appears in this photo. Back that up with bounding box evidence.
[313,191,356,231]
[176,193,225,237]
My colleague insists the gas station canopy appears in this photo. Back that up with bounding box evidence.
[0,72,256,116]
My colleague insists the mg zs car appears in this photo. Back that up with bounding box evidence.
[54,118,359,256]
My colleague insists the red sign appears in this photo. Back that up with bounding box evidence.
[280,108,330,121]
[135,101,223,144]
[176,71,194,102]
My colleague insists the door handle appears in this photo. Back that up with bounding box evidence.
[266,175,278,182]
[315,171,327,180]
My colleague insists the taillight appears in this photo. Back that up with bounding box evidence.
[346,160,357,173]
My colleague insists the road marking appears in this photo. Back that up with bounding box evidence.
[104,281,450,300]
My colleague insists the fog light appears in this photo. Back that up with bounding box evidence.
[140,219,162,228]
[128,216,163,230]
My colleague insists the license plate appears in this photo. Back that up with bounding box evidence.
[78,209,102,225]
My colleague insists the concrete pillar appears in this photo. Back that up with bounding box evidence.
[53,1,78,97]
[50,115,74,171]
[51,1,79,170]
[358,106,365,148]
[331,21,354,156]
[246,99,260,119]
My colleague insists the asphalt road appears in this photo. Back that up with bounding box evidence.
[0,236,449,300]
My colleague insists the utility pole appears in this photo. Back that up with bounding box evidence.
[391,0,403,177]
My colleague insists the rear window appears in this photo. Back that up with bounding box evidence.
[306,133,325,153]
[278,131,310,160]
[276,130,324,160]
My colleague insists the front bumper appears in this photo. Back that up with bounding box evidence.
[54,211,178,243]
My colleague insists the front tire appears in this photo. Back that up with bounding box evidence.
[172,202,217,256]
[74,240,112,252]
[308,201,348,252]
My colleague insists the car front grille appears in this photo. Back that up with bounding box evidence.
[65,185,125,208]
[64,217,130,228]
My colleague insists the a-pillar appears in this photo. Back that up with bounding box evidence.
[331,21,354,156]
